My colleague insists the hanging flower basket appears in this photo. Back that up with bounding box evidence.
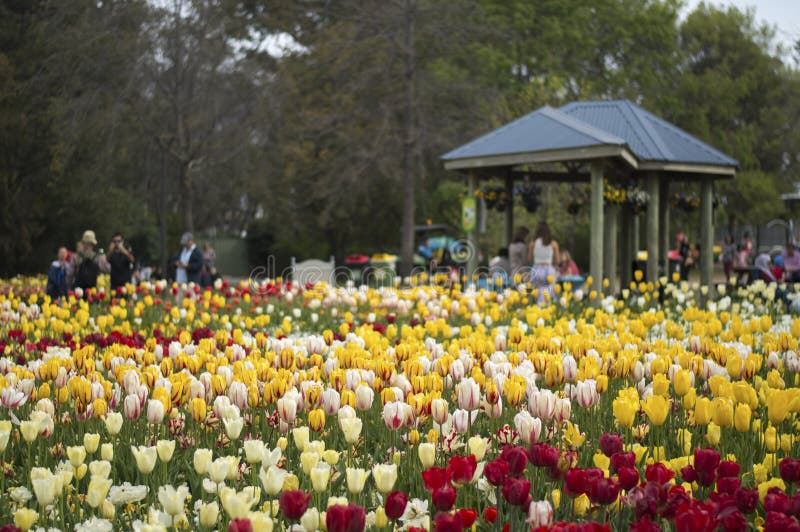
[514,184,542,213]
[626,188,649,215]
[671,193,700,212]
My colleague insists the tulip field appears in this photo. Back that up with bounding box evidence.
[0,274,799,532]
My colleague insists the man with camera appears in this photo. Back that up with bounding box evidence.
[107,232,135,291]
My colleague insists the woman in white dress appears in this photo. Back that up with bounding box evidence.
[528,222,560,303]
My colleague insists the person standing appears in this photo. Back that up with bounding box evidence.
[173,232,203,285]
[201,242,217,287]
[69,230,109,292]
[528,221,559,303]
[722,234,736,285]
[782,242,800,282]
[46,247,69,300]
[742,231,753,260]
[508,227,529,280]
[107,233,135,291]
[676,232,693,281]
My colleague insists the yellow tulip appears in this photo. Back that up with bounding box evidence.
[14,508,38,531]
[188,398,207,422]
[767,391,790,424]
[734,403,751,433]
[677,429,692,455]
[705,422,721,447]
[711,398,734,428]
[694,397,712,426]
[641,395,669,426]
[673,369,692,397]
[682,388,696,410]
[308,409,326,432]
[758,478,786,504]
[652,374,670,397]
[613,398,637,428]
[573,493,591,516]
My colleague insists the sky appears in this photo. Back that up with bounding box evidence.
[682,0,800,60]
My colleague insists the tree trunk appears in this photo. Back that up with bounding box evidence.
[179,161,194,232]
[399,0,417,277]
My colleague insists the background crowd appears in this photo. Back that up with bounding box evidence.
[45,230,218,299]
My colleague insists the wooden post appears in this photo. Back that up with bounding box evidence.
[632,215,640,262]
[659,179,670,281]
[619,206,631,290]
[646,174,660,282]
[505,173,514,247]
[700,179,713,293]
[467,173,478,284]
[604,204,619,294]
[590,163,604,299]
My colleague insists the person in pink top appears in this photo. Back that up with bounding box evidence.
[783,242,800,282]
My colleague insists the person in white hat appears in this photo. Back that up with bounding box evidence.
[68,230,109,292]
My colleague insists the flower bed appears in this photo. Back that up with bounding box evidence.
[0,275,798,531]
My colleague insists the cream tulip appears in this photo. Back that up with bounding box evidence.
[156,440,176,462]
[130,445,157,474]
[346,467,370,494]
[373,463,398,493]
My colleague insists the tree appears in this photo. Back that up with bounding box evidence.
[672,4,800,229]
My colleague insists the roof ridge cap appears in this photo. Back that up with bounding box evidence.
[539,106,625,145]
[622,101,675,161]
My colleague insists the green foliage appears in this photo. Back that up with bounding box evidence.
[1,0,799,276]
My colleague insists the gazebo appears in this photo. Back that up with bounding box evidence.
[441,99,738,294]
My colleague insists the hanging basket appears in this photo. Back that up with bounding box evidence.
[513,184,541,214]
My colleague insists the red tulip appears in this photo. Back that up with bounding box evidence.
[447,454,477,486]
[228,519,253,532]
[716,461,739,479]
[600,433,624,457]
[279,490,311,520]
[432,486,457,511]
[717,506,747,532]
[693,448,720,474]
[681,465,698,483]
[484,458,510,486]
[764,489,791,516]
[764,511,800,532]
[422,467,448,492]
[433,512,462,532]
[645,463,674,485]
[499,445,528,476]
[565,468,588,496]
[662,485,691,520]
[483,507,498,523]
[326,503,366,532]
[457,509,478,528]
[609,451,636,473]
[384,491,408,520]
[734,487,759,514]
[501,477,531,507]
[528,443,559,468]
[618,466,640,490]
[629,516,661,532]
[780,458,800,484]
[674,500,715,532]
[716,476,740,495]
[588,476,620,506]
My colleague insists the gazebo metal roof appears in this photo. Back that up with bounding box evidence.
[442,99,737,176]
[441,98,736,301]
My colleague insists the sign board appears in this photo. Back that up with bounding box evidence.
[462,196,476,232]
